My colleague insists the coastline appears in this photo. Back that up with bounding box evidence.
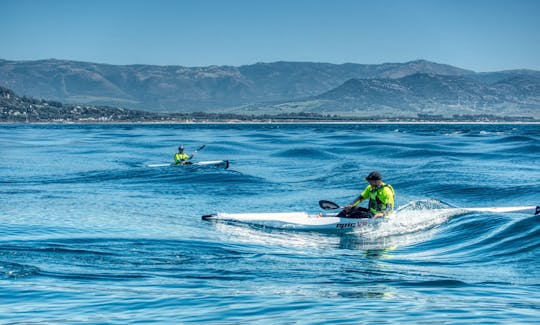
[1,120,539,125]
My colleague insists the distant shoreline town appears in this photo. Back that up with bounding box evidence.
[1,85,538,124]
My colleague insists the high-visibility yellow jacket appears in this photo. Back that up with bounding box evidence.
[352,183,395,216]
[174,153,190,164]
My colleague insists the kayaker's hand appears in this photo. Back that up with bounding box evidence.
[373,213,384,218]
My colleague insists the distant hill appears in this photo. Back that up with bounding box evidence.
[0,86,342,123]
[0,59,473,112]
[471,69,540,84]
[229,73,540,118]
[0,86,162,122]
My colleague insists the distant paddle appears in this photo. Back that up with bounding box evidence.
[319,200,342,210]
[189,144,206,160]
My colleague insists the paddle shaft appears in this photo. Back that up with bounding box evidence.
[320,200,539,215]
[463,206,539,214]
[189,144,206,160]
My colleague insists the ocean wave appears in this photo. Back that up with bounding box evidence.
[271,147,336,159]
[2,123,540,322]
[489,135,536,144]
[495,144,540,154]
[0,261,41,279]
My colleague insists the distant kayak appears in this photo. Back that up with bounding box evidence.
[148,160,229,169]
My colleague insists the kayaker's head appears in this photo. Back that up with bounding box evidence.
[365,171,383,186]
[178,146,184,152]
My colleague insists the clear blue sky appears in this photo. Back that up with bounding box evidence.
[1,0,539,71]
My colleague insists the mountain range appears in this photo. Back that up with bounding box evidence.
[1,58,539,118]
[234,72,540,118]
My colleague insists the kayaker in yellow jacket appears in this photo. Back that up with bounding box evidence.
[338,171,395,218]
[174,146,193,165]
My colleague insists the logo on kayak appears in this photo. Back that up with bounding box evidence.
[336,219,370,230]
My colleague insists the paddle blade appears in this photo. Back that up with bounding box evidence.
[319,200,341,210]
[196,144,206,152]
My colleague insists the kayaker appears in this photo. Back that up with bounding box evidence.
[337,171,395,218]
[174,146,193,165]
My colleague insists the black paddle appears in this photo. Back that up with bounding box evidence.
[189,144,206,160]
[319,200,375,219]
[319,200,342,210]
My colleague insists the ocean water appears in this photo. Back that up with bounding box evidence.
[1,123,539,323]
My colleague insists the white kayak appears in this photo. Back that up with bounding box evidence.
[148,160,229,169]
[202,205,539,232]
[202,212,385,232]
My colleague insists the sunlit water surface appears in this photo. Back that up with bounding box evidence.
[1,123,539,323]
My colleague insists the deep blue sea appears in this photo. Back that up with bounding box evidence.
[1,123,539,323]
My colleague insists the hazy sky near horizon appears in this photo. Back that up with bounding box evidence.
[1,0,539,71]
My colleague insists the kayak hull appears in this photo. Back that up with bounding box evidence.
[202,212,382,232]
[148,160,229,169]
[192,160,229,169]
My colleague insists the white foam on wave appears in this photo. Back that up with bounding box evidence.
[208,199,467,251]
[212,221,338,250]
[351,199,461,241]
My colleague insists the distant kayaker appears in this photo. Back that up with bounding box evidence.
[338,171,395,218]
[174,146,193,165]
